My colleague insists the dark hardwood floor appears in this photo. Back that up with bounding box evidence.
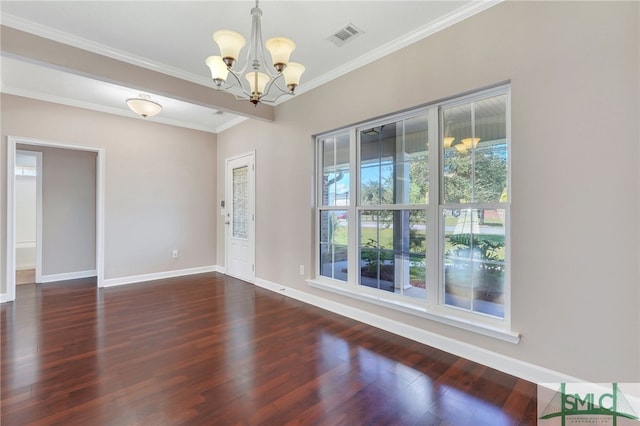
[1,273,537,425]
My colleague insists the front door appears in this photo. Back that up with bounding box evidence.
[225,152,255,282]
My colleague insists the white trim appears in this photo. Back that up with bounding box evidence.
[35,150,43,284]
[308,278,518,343]
[95,146,105,288]
[15,241,36,248]
[282,1,503,103]
[4,136,105,303]
[6,141,17,302]
[40,270,97,283]
[254,277,583,385]
[215,116,249,134]
[16,266,35,272]
[2,2,501,109]
[0,13,211,89]
[101,266,217,288]
[1,86,222,134]
[214,265,226,274]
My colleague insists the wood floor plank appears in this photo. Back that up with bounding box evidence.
[1,273,537,425]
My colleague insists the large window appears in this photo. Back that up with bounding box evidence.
[441,94,509,318]
[314,86,510,330]
[359,115,429,300]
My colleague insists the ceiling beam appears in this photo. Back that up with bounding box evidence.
[0,25,274,122]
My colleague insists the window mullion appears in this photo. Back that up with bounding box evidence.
[426,106,440,307]
[348,127,358,287]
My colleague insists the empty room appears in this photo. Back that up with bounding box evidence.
[1,1,639,425]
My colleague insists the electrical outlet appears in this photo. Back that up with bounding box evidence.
[299,265,304,275]
[171,249,179,259]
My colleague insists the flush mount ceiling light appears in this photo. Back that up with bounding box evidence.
[126,94,162,118]
[205,0,305,106]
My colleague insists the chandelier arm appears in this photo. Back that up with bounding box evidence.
[260,73,290,100]
[269,75,290,94]
[258,91,294,104]
[225,67,252,98]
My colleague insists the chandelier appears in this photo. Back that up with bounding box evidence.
[205,0,305,106]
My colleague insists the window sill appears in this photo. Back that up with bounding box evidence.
[307,278,520,344]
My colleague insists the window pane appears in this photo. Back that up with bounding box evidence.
[474,95,508,203]
[319,210,348,281]
[360,123,396,205]
[442,95,507,204]
[359,209,427,299]
[321,133,350,206]
[443,208,505,318]
[442,140,472,204]
[360,116,429,206]
[405,115,430,204]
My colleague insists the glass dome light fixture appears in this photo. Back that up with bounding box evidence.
[126,94,162,118]
[205,0,305,106]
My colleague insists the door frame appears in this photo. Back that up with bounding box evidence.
[3,136,105,303]
[15,149,43,283]
[224,151,256,283]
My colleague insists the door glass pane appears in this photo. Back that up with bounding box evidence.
[443,208,505,318]
[232,166,248,239]
[319,210,348,281]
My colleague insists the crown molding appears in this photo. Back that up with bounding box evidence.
[1,86,222,133]
[0,13,213,88]
[285,0,503,102]
[215,116,249,133]
[2,1,501,108]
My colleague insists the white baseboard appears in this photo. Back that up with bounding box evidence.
[40,269,97,283]
[16,241,36,249]
[101,265,217,288]
[254,277,584,385]
[0,293,11,303]
[214,265,225,274]
[16,265,36,271]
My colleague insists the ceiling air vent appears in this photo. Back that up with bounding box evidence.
[327,23,364,47]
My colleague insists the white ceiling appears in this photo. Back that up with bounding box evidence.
[0,1,498,133]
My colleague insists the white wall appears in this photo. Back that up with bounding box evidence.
[217,1,640,382]
[1,94,218,286]
[15,174,36,270]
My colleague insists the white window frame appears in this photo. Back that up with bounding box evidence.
[309,85,517,343]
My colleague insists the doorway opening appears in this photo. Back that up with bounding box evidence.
[15,150,41,286]
[3,136,105,303]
